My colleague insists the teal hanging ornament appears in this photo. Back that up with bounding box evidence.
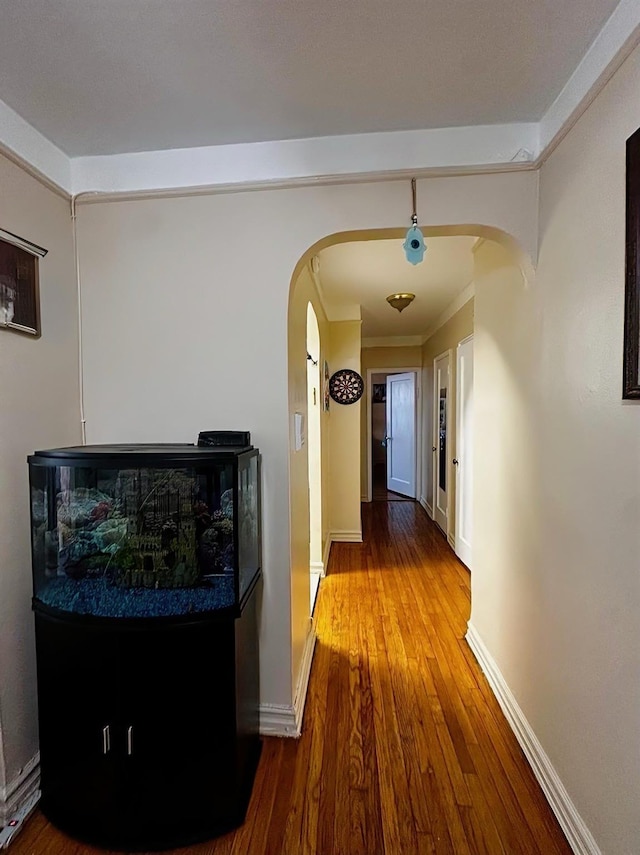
[403,178,426,265]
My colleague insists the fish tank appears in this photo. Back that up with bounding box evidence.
[28,443,261,620]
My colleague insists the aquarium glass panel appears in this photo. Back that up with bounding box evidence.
[29,463,51,595]
[195,463,235,579]
[238,454,260,601]
[30,463,238,619]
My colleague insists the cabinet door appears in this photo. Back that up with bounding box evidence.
[120,620,238,845]
[35,615,122,835]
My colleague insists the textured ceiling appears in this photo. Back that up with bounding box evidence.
[317,236,477,339]
[0,0,620,156]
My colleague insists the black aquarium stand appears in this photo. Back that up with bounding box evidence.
[34,591,261,851]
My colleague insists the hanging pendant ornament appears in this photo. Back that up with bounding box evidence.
[403,178,426,265]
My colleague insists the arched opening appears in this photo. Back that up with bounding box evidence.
[288,224,534,654]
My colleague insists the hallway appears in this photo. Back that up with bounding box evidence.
[12,502,571,855]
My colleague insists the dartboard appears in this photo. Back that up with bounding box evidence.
[329,369,364,404]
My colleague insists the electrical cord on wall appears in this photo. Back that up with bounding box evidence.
[71,193,96,446]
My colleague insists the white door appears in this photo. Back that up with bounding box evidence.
[386,372,417,498]
[455,336,473,568]
[433,353,450,533]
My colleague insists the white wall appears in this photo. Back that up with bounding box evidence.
[0,154,79,814]
[470,40,640,854]
[328,321,362,539]
[536,43,640,853]
[471,239,542,678]
[75,173,537,712]
[1,38,638,850]
[288,265,331,692]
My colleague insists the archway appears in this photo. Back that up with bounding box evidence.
[286,213,534,740]
[287,224,534,660]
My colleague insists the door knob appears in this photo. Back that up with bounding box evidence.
[453,458,459,465]
[432,446,436,452]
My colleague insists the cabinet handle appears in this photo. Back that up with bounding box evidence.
[102,725,111,754]
[127,726,133,756]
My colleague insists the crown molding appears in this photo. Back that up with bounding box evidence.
[0,7,639,198]
[362,336,424,348]
[68,123,538,196]
[70,160,538,204]
[422,281,475,344]
[538,0,640,163]
[0,99,71,193]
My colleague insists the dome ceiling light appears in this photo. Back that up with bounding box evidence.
[386,293,415,313]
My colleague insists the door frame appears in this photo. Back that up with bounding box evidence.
[432,349,452,539]
[365,366,421,503]
[455,334,473,568]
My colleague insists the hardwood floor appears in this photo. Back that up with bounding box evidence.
[10,502,572,855]
[371,462,413,502]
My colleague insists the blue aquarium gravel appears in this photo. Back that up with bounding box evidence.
[38,576,235,618]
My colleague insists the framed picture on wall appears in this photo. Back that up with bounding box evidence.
[623,127,640,398]
[0,229,47,338]
[372,383,386,403]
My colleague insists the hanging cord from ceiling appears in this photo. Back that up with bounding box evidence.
[411,177,418,228]
[71,193,101,445]
[403,177,426,265]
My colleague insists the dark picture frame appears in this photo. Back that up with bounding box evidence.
[623,127,640,398]
[0,229,47,338]
[323,360,330,411]
[372,383,386,403]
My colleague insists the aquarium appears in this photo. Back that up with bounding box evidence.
[29,444,261,620]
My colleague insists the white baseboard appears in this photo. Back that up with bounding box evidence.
[465,623,601,855]
[322,535,332,576]
[293,621,317,734]
[310,561,324,576]
[0,788,40,849]
[259,622,317,739]
[329,529,363,543]
[259,703,299,737]
[419,496,434,519]
[0,753,40,827]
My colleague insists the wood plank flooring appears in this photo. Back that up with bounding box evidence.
[371,463,413,501]
[10,502,572,855]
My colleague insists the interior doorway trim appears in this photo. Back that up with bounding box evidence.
[432,349,453,539]
[365,366,422,503]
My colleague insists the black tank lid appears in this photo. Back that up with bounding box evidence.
[30,443,254,464]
